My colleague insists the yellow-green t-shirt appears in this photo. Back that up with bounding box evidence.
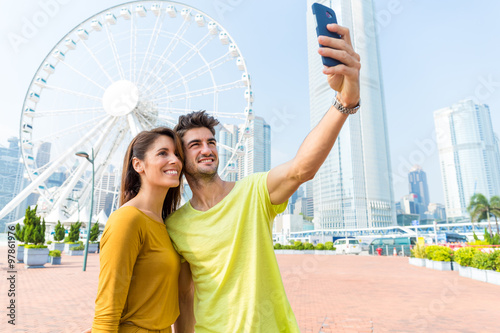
[166,172,300,333]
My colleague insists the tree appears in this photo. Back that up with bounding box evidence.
[468,193,497,236]
[67,222,82,242]
[490,196,500,234]
[89,221,101,242]
[14,223,24,242]
[54,221,65,242]
[22,206,45,245]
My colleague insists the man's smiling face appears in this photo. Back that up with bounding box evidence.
[182,127,219,179]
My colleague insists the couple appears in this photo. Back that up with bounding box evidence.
[90,23,361,333]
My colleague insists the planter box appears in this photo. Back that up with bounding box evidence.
[17,246,24,263]
[24,247,49,268]
[470,267,488,283]
[69,250,84,256]
[432,261,452,271]
[325,251,336,255]
[451,262,460,271]
[64,243,81,253]
[303,250,315,254]
[486,270,500,286]
[274,250,284,254]
[87,243,98,253]
[49,243,65,252]
[314,250,326,255]
[409,258,426,267]
[458,265,471,278]
[425,259,433,269]
[50,256,61,265]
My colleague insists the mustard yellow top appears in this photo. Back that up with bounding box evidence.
[92,206,180,332]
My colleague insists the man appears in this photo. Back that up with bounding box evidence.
[168,23,361,332]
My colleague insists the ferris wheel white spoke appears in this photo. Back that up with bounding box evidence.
[0,115,113,220]
[137,11,164,84]
[140,18,192,86]
[153,81,245,103]
[52,116,120,210]
[145,52,232,98]
[102,14,126,80]
[27,107,104,118]
[58,60,107,91]
[127,113,143,136]
[135,111,155,129]
[80,40,114,84]
[35,114,107,143]
[155,114,178,127]
[43,84,103,102]
[147,32,216,92]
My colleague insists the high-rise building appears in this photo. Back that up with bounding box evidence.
[36,142,51,169]
[408,165,430,217]
[307,0,395,230]
[237,116,271,179]
[0,138,28,230]
[434,99,500,220]
[94,171,118,216]
[216,124,239,182]
[428,203,447,222]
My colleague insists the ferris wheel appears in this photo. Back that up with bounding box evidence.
[1,1,254,220]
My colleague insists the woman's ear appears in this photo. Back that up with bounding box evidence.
[132,157,144,174]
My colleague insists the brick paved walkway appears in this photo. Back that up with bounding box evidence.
[1,249,499,332]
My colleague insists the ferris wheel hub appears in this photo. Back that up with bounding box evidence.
[102,80,139,116]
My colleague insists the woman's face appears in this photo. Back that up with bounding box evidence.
[134,135,182,189]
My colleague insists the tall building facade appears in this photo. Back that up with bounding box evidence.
[434,99,500,220]
[408,165,430,216]
[94,171,118,216]
[237,116,271,179]
[0,138,28,230]
[217,124,239,182]
[307,0,395,229]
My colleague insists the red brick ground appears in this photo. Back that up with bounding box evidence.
[1,249,499,332]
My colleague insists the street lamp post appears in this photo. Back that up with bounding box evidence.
[76,148,94,272]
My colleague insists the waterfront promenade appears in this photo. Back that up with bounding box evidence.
[1,250,499,332]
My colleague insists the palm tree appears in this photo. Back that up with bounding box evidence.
[490,196,500,234]
[468,193,495,235]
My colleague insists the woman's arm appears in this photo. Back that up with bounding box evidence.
[174,262,195,333]
[92,212,145,332]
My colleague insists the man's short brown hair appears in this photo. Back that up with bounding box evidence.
[174,110,220,140]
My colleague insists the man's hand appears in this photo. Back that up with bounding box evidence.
[318,24,361,108]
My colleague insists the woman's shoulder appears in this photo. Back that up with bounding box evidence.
[107,206,149,230]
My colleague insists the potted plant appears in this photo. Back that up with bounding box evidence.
[429,246,453,271]
[87,221,101,253]
[22,206,49,268]
[454,247,478,278]
[303,242,315,254]
[470,251,490,282]
[315,243,326,255]
[64,222,82,253]
[68,244,85,256]
[49,250,62,265]
[409,244,426,267]
[14,223,25,263]
[50,221,66,252]
[486,250,500,285]
[325,242,336,255]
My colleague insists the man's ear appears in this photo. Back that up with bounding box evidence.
[132,157,143,174]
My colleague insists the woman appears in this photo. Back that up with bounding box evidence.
[91,127,184,333]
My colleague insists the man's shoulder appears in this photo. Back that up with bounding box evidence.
[238,172,268,186]
[166,202,191,224]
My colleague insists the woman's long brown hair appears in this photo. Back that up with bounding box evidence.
[120,127,184,219]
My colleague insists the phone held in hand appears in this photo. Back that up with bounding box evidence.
[312,2,342,67]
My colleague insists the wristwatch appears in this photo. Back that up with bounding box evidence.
[332,95,360,115]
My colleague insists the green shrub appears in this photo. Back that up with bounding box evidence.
[488,250,500,272]
[47,241,52,245]
[293,241,304,250]
[67,222,82,242]
[89,222,101,242]
[71,245,85,251]
[22,206,46,245]
[274,243,282,250]
[430,246,453,262]
[411,244,426,259]
[49,250,61,257]
[454,247,478,267]
[54,221,65,242]
[18,244,25,247]
[304,243,314,250]
[315,243,325,250]
[24,244,48,249]
[471,251,493,270]
[424,245,441,260]
[495,253,500,272]
[325,242,334,250]
[14,223,24,242]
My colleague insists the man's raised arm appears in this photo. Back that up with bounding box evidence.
[268,24,361,205]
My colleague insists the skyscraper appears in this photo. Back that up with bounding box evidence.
[217,124,239,182]
[238,116,271,179]
[94,171,118,216]
[408,165,430,216]
[434,99,500,220]
[36,142,51,169]
[307,0,395,229]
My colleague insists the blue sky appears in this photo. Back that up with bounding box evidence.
[1,0,499,206]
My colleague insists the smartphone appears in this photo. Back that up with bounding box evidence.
[312,3,342,67]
